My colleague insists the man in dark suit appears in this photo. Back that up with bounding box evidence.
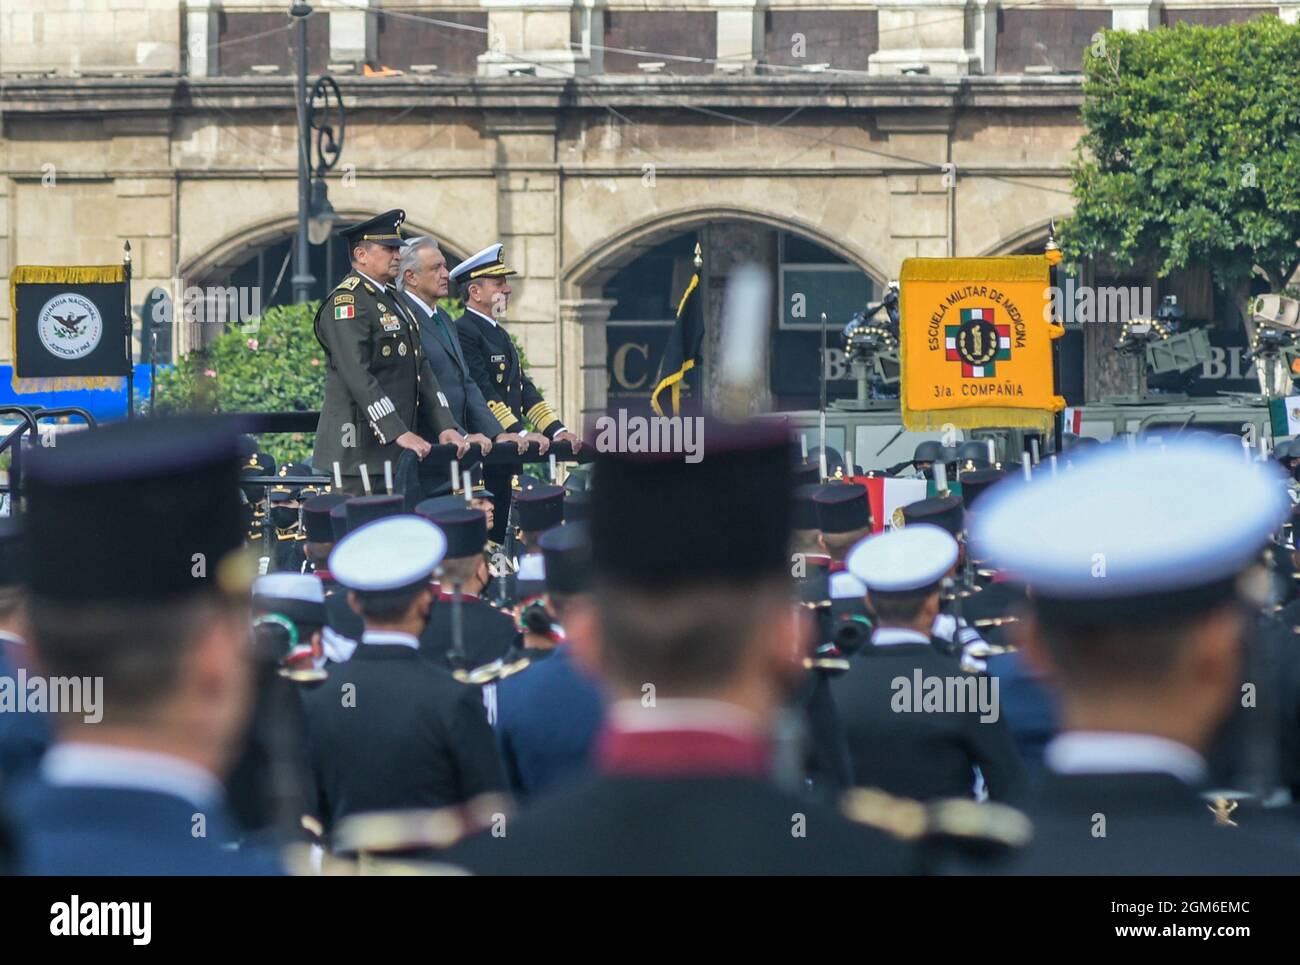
[451,244,583,541]
[970,436,1300,874]
[11,416,279,875]
[448,419,918,874]
[495,523,606,800]
[300,514,507,832]
[830,524,1026,804]
[396,236,528,498]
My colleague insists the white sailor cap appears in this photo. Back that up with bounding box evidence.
[971,436,1289,620]
[253,573,325,604]
[846,524,958,593]
[329,516,447,594]
[449,243,517,284]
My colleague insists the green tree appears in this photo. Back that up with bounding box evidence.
[1062,17,1300,303]
[151,302,325,464]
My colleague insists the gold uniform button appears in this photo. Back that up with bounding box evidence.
[382,345,392,357]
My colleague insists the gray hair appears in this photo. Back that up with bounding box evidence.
[396,236,440,293]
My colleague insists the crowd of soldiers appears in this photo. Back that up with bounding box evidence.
[1,210,1299,876]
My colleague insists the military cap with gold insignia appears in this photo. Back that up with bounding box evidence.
[339,209,406,249]
[449,243,518,284]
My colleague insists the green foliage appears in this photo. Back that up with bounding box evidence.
[1062,18,1300,293]
[151,302,325,464]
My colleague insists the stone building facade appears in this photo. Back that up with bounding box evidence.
[0,0,1289,423]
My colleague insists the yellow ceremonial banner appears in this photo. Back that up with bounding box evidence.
[899,255,1065,432]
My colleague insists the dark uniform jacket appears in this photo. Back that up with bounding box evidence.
[300,640,506,830]
[419,590,520,671]
[399,293,503,439]
[312,271,458,489]
[830,630,1027,803]
[995,771,1300,875]
[495,645,605,800]
[13,783,281,875]
[456,306,563,437]
[272,528,305,573]
[452,728,920,879]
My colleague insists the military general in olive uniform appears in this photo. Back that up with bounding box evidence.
[312,210,468,495]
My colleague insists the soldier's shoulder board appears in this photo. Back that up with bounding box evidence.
[338,276,361,291]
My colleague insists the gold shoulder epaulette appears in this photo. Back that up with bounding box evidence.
[840,787,929,841]
[926,798,1034,848]
[841,789,1033,848]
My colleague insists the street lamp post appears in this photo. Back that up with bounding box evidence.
[290,2,314,303]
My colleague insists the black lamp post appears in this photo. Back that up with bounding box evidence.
[289,3,346,304]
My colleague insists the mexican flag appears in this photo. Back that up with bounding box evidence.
[1063,407,1082,434]
[857,476,928,533]
[1270,396,1300,438]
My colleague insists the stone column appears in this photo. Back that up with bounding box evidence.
[559,298,616,430]
[487,117,565,416]
[185,0,219,77]
[869,0,980,76]
[971,0,997,75]
[329,0,371,66]
[1106,0,1161,31]
[1280,2,1300,25]
[479,0,592,77]
[713,0,764,73]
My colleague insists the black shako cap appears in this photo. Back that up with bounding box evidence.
[426,508,487,559]
[25,415,245,602]
[345,494,404,531]
[516,484,565,533]
[591,418,793,589]
[540,522,592,595]
[902,495,964,537]
[302,492,348,542]
[813,482,872,534]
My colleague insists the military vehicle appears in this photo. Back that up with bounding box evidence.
[779,283,1278,471]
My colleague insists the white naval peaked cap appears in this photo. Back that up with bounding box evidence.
[846,523,958,592]
[253,572,324,604]
[449,243,517,283]
[970,436,1289,601]
[329,516,447,592]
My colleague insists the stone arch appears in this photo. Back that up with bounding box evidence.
[977,218,1059,258]
[561,203,891,299]
[556,204,890,425]
[177,211,476,284]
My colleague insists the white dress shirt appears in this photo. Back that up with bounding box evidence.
[1045,731,1207,784]
[42,742,222,809]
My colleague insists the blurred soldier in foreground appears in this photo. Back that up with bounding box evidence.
[830,525,1026,803]
[11,417,279,874]
[972,437,1300,874]
[448,420,916,874]
[300,516,506,832]
[0,521,46,789]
